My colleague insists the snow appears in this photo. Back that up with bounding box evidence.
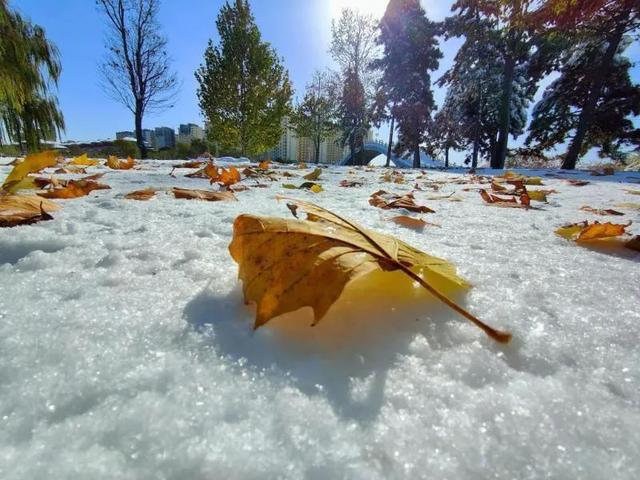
[1,160,640,479]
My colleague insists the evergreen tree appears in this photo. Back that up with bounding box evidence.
[527,37,640,162]
[440,1,540,168]
[196,0,292,157]
[339,68,369,165]
[374,0,441,168]
[426,99,464,169]
[532,0,640,169]
[0,0,64,152]
[445,0,545,169]
[290,71,338,164]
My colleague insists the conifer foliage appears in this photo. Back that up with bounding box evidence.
[375,0,441,168]
[196,0,292,157]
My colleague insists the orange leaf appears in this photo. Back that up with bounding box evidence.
[579,206,625,216]
[106,156,135,170]
[124,188,157,200]
[578,222,630,242]
[258,160,271,170]
[369,190,434,213]
[389,215,439,231]
[38,180,111,199]
[171,187,237,202]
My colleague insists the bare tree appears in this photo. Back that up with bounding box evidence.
[97,0,178,158]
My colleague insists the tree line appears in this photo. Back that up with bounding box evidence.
[197,0,639,169]
[1,0,638,169]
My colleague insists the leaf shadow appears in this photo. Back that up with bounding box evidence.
[182,273,467,425]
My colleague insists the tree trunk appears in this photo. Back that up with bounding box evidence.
[412,144,420,169]
[386,116,394,168]
[134,105,147,159]
[445,146,449,169]
[493,54,515,169]
[315,136,321,164]
[472,126,480,170]
[562,11,628,170]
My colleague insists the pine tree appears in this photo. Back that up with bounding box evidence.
[374,0,441,168]
[446,0,545,169]
[426,99,463,169]
[527,37,640,162]
[195,0,292,157]
[532,0,640,169]
[338,68,369,165]
[290,71,338,164]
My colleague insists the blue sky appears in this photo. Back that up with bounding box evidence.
[9,0,640,158]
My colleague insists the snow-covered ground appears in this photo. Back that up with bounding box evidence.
[1,159,639,479]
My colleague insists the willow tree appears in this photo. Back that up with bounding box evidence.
[0,0,64,152]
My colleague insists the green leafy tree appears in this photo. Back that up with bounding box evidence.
[374,0,441,168]
[0,0,64,152]
[196,0,292,157]
[290,71,338,164]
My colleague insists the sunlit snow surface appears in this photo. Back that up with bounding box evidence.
[1,159,639,479]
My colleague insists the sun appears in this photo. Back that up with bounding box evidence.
[329,0,389,19]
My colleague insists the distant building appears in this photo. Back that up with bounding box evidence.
[116,131,134,140]
[142,129,154,148]
[177,123,205,145]
[154,127,175,150]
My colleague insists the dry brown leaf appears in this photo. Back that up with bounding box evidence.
[303,168,322,181]
[258,160,271,170]
[565,179,590,186]
[173,160,205,169]
[389,215,440,231]
[480,189,531,208]
[38,179,111,199]
[106,156,135,170]
[340,179,364,187]
[369,190,435,213]
[172,187,237,202]
[626,236,640,252]
[0,195,60,227]
[230,197,511,343]
[124,188,157,200]
[579,206,625,216]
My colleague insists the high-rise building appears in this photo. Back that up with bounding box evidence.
[177,123,205,145]
[142,129,154,148]
[154,127,175,150]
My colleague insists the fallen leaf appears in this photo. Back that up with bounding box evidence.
[624,189,640,196]
[55,166,87,174]
[389,215,439,231]
[258,160,271,170]
[107,156,135,170]
[0,195,59,227]
[565,179,590,186]
[479,189,531,208]
[69,154,98,166]
[626,236,640,252]
[172,187,237,202]
[124,188,157,200]
[556,221,632,242]
[303,168,322,181]
[230,197,511,343]
[173,160,204,169]
[369,190,435,213]
[1,151,58,193]
[38,179,111,199]
[579,206,625,216]
[340,179,363,187]
[282,182,323,193]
